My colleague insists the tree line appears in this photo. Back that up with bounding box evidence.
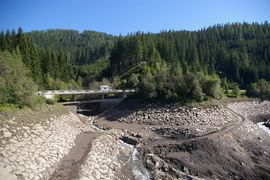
[0,28,116,90]
[109,22,270,101]
[1,22,270,109]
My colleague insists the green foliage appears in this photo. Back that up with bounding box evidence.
[67,79,82,90]
[54,79,68,90]
[89,78,111,90]
[1,23,270,104]
[201,74,223,99]
[0,104,21,112]
[0,28,115,89]
[44,73,82,90]
[140,72,157,99]
[230,83,241,97]
[248,79,270,99]
[45,73,54,89]
[0,51,44,108]
[127,74,139,88]
[45,99,57,105]
[110,22,270,88]
[184,72,204,102]
[112,76,121,89]
[76,57,109,85]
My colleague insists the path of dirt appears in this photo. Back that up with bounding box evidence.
[49,131,101,180]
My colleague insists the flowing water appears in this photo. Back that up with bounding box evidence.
[257,122,270,135]
[131,148,151,180]
[88,115,151,180]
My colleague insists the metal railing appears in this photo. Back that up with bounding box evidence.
[38,89,135,95]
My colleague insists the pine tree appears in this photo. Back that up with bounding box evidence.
[4,30,12,51]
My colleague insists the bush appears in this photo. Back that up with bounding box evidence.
[46,98,57,105]
[184,72,203,102]
[25,95,46,109]
[0,104,20,112]
[231,83,240,97]
[0,51,43,108]
[247,79,270,99]
[139,72,157,99]
[201,75,223,99]
[127,74,139,88]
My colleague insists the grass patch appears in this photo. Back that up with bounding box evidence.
[0,103,21,112]
[184,98,220,108]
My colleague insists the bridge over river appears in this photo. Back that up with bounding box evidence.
[38,89,135,100]
[38,89,136,115]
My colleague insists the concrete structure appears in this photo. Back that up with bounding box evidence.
[99,85,111,92]
[38,89,135,100]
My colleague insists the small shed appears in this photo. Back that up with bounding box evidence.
[99,85,110,92]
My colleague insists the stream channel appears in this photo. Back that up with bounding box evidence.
[77,101,151,180]
[88,116,151,180]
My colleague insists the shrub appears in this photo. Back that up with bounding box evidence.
[247,79,270,99]
[0,51,43,108]
[201,75,223,99]
[231,83,240,97]
[184,72,203,102]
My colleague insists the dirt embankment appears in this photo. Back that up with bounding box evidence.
[97,100,270,180]
[0,105,134,180]
[0,105,93,179]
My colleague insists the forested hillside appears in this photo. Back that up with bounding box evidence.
[111,22,270,85]
[28,30,115,65]
[110,22,270,101]
[27,29,116,86]
[0,28,116,90]
[1,22,270,106]
[0,51,43,109]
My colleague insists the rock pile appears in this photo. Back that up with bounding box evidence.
[0,110,92,180]
[228,100,270,134]
[115,104,235,127]
[150,126,219,138]
[228,101,270,119]
[80,134,132,179]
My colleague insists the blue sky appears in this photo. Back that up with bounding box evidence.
[0,0,269,35]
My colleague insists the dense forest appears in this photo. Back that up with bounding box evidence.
[0,28,116,89]
[111,22,270,84]
[109,22,270,101]
[1,22,270,108]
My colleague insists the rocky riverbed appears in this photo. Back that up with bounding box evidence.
[228,100,270,121]
[105,103,235,126]
[228,100,270,132]
[1,100,270,179]
[97,100,270,179]
[99,102,239,140]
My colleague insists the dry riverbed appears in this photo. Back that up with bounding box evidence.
[0,105,135,180]
[1,100,270,179]
[97,100,270,179]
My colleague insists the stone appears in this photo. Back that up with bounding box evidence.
[0,166,17,180]
[3,131,12,138]
[30,164,37,170]
[17,166,26,172]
